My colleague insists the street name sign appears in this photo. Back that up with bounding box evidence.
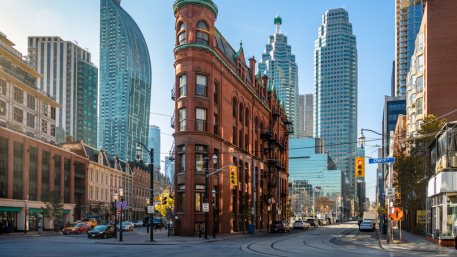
[368,157,395,164]
[147,205,154,214]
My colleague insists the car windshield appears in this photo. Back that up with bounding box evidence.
[307,219,314,222]
[93,225,107,231]
[67,223,79,227]
[121,222,130,225]
[361,222,372,225]
[294,221,303,223]
[273,221,283,224]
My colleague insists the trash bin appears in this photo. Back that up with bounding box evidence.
[248,224,255,234]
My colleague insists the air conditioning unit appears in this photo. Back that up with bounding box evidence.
[449,153,457,168]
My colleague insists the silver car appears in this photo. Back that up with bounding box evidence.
[359,221,375,232]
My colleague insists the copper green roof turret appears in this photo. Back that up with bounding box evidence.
[233,41,243,59]
[267,80,275,92]
[274,15,283,34]
[173,0,218,16]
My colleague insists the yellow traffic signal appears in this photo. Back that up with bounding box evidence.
[355,157,365,177]
[229,165,238,187]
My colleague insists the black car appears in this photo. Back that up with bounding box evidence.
[87,225,115,239]
[306,218,318,227]
[271,220,289,233]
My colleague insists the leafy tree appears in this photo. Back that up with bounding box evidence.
[154,192,174,218]
[393,114,446,233]
[41,191,64,230]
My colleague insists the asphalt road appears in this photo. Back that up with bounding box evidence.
[0,222,453,257]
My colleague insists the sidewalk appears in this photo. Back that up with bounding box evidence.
[377,228,457,255]
[0,230,62,239]
[94,227,269,245]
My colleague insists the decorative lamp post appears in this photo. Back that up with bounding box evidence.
[145,197,150,234]
[212,187,217,239]
[267,198,272,232]
[24,195,28,234]
[136,142,154,242]
[113,192,119,238]
[119,188,124,242]
[204,153,218,240]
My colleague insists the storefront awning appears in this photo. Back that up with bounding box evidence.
[0,206,22,212]
[28,208,43,214]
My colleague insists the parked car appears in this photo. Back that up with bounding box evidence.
[87,225,115,239]
[306,218,318,227]
[271,220,289,233]
[133,220,143,227]
[82,218,97,228]
[292,220,309,229]
[117,221,134,231]
[318,218,327,226]
[62,223,90,235]
[359,221,375,232]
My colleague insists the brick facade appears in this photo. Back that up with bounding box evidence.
[173,0,290,236]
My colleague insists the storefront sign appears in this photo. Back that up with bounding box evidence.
[417,210,426,224]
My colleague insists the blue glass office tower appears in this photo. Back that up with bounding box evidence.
[99,0,151,161]
[395,0,424,96]
[288,138,349,218]
[148,125,161,172]
[259,16,299,137]
[314,9,358,199]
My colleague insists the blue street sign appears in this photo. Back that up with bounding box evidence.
[368,157,395,164]
[116,201,128,209]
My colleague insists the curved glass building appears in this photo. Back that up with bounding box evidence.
[99,0,151,161]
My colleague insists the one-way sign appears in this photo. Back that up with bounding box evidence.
[368,157,395,164]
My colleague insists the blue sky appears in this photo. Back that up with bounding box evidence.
[0,0,394,202]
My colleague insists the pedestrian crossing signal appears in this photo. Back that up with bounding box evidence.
[355,157,365,178]
[229,165,238,187]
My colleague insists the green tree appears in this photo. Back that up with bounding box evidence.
[41,191,64,231]
[393,114,446,233]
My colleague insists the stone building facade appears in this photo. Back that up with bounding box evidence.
[172,0,291,236]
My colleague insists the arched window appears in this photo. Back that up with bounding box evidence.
[232,98,237,118]
[177,22,186,45]
[239,103,244,122]
[196,21,209,45]
[245,108,250,127]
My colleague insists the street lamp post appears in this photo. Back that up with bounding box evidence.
[204,153,218,240]
[113,193,119,239]
[119,188,124,242]
[267,198,272,232]
[24,195,28,234]
[136,142,154,242]
[145,198,150,234]
[212,187,217,239]
[359,128,389,240]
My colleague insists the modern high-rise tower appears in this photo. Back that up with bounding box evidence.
[314,8,358,197]
[395,0,424,96]
[148,125,160,172]
[259,16,299,137]
[27,37,98,147]
[99,0,151,161]
[304,94,313,137]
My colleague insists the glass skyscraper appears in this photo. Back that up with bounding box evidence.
[313,8,358,198]
[395,0,424,96]
[148,125,160,172]
[259,16,299,137]
[27,37,98,146]
[99,0,151,161]
[288,137,349,218]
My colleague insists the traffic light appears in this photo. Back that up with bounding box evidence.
[229,165,238,187]
[355,157,365,177]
